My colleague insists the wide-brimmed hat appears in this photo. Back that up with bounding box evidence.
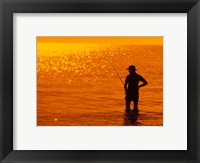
[126,65,136,71]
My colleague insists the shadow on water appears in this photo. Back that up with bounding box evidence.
[123,110,140,126]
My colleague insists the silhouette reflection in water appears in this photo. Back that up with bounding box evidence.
[123,110,139,125]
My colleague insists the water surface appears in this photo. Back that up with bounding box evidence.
[37,44,163,126]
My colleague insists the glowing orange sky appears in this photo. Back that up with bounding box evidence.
[37,37,163,45]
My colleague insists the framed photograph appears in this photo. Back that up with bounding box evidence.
[0,0,200,162]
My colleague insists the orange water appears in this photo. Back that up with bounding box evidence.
[37,44,163,126]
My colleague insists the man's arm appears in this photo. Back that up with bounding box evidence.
[138,75,148,88]
[124,77,128,94]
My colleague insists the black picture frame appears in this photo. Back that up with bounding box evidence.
[0,0,200,162]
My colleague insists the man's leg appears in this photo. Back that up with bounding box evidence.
[133,93,139,112]
[133,101,138,112]
[125,99,131,112]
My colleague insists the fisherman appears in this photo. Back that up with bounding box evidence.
[124,65,148,113]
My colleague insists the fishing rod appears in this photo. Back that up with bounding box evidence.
[106,55,125,86]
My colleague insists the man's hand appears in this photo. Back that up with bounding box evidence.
[138,80,148,88]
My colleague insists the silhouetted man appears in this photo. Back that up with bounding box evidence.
[124,65,148,113]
